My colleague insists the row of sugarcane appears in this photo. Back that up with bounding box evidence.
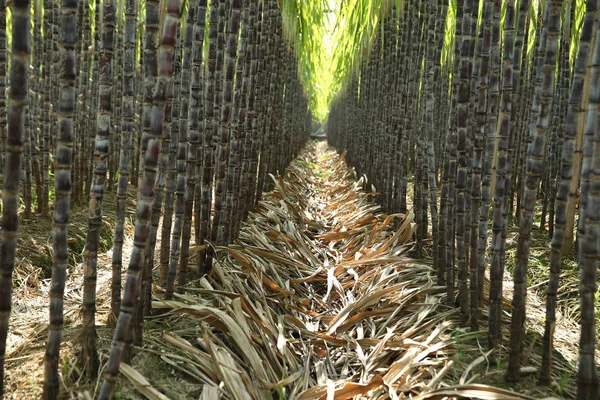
[328,0,599,398]
[0,0,311,397]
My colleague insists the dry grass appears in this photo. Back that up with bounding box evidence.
[502,223,597,371]
[3,142,586,399]
[105,143,570,399]
[4,188,138,399]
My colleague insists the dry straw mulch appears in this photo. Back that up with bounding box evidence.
[4,188,137,399]
[118,143,565,400]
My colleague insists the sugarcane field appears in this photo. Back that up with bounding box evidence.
[0,0,599,398]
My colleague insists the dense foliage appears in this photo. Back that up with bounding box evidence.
[0,0,310,397]
[328,0,599,398]
[0,0,597,398]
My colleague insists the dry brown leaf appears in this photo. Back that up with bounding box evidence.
[410,384,548,400]
[119,363,171,400]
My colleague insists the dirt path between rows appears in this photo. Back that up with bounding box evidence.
[5,142,580,399]
[107,143,571,399]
